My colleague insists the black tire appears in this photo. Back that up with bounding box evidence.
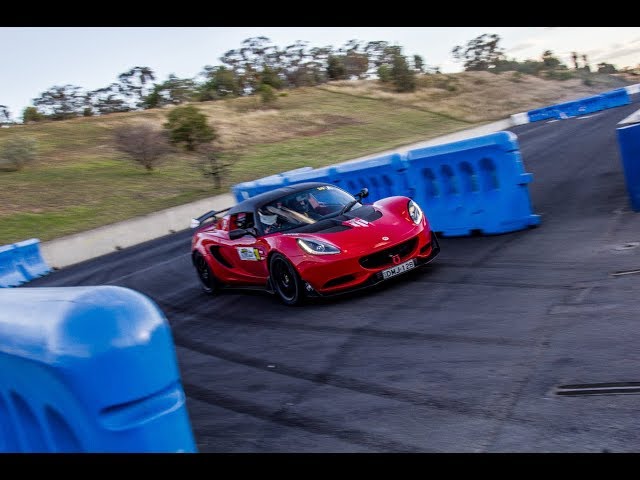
[193,251,219,295]
[269,252,304,306]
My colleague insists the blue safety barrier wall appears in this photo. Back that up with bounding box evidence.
[602,88,631,109]
[332,153,412,203]
[231,132,540,237]
[13,238,52,280]
[232,167,314,202]
[527,87,631,122]
[616,120,640,212]
[0,238,52,288]
[0,286,197,453]
[406,131,540,236]
[0,245,28,288]
[282,164,340,188]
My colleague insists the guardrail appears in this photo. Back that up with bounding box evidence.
[232,131,540,237]
[0,238,52,288]
[0,285,197,452]
[616,108,640,212]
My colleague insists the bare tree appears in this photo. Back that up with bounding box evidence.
[195,143,231,190]
[112,123,171,172]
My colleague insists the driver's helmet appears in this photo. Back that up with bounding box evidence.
[236,212,248,229]
[258,209,278,226]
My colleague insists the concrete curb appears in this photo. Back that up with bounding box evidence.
[41,194,235,269]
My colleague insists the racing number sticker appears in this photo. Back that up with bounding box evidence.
[237,247,262,261]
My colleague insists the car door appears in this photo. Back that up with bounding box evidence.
[217,212,269,284]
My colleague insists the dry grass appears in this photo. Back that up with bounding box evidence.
[320,71,633,122]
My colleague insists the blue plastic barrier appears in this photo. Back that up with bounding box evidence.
[602,88,631,109]
[0,245,28,288]
[13,238,52,280]
[232,167,314,202]
[616,121,640,212]
[578,95,605,115]
[406,131,540,236]
[332,153,412,202]
[0,286,197,452]
[282,164,340,188]
[527,88,632,122]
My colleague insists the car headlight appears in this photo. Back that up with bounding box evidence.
[408,200,423,225]
[297,238,341,255]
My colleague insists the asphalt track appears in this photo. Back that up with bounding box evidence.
[29,99,640,452]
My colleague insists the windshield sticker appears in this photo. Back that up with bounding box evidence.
[237,247,262,261]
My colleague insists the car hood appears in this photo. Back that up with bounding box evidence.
[284,204,420,252]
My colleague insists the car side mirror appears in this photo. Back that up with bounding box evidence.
[229,228,255,240]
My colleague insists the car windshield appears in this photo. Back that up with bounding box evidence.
[257,185,360,233]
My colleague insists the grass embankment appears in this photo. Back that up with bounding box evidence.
[0,71,633,244]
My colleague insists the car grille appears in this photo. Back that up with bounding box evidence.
[359,237,419,269]
[323,274,356,289]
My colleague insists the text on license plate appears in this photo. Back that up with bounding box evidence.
[382,259,416,280]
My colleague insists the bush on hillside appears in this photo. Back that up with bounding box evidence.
[0,137,38,172]
[163,105,216,151]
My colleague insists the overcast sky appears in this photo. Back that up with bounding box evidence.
[1,27,639,121]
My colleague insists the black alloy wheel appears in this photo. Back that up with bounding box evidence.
[269,252,304,306]
[193,251,219,294]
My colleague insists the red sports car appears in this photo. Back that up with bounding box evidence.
[190,182,440,305]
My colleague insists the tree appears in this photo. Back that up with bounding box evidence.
[87,83,131,115]
[164,105,216,151]
[22,106,45,123]
[413,55,425,73]
[597,62,617,74]
[112,123,171,172]
[542,50,562,70]
[198,66,242,101]
[391,52,416,92]
[117,66,155,108]
[377,64,392,83]
[0,105,11,125]
[571,52,579,69]
[327,55,347,80]
[195,143,231,190]
[258,84,277,107]
[582,54,591,72]
[141,74,197,109]
[451,34,504,71]
[0,137,37,171]
[32,85,86,120]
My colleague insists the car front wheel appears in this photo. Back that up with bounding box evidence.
[269,252,304,306]
[193,251,220,295]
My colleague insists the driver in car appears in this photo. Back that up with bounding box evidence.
[294,192,322,219]
[258,209,283,234]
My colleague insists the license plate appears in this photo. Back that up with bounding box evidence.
[382,259,416,280]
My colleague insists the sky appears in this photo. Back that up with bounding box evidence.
[1,27,639,122]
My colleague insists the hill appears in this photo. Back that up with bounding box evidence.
[0,70,635,245]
